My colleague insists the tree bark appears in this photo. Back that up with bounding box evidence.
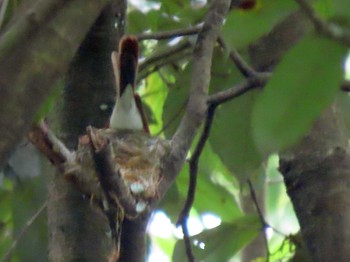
[249,10,350,261]
[279,105,350,261]
[0,0,110,167]
[48,2,126,261]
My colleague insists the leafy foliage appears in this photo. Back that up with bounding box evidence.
[1,0,349,261]
[252,36,346,155]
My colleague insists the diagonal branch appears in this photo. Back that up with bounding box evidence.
[217,36,258,77]
[136,25,202,41]
[138,40,192,73]
[159,0,231,198]
[208,73,270,105]
[295,0,350,47]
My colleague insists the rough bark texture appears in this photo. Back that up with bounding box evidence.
[279,105,350,261]
[249,10,350,261]
[119,216,149,262]
[48,2,125,261]
[0,0,110,167]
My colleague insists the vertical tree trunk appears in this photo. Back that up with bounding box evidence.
[48,2,126,260]
[279,105,350,260]
[249,11,350,260]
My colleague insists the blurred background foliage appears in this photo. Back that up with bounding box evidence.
[1,0,349,261]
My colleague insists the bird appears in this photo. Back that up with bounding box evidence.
[109,35,149,134]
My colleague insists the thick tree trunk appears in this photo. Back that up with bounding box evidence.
[249,11,350,261]
[48,3,126,261]
[279,105,350,261]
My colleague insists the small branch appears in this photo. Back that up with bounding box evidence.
[2,201,47,262]
[247,180,270,261]
[180,219,195,262]
[217,36,257,77]
[137,49,192,82]
[160,0,231,195]
[208,73,271,106]
[295,0,350,47]
[176,104,217,262]
[138,40,192,72]
[137,25,203,41]
[28,121,73,165]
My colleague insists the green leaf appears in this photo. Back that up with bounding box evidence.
[210,90,263,178]
[174,153,242,222]
[209,47,263,178]
[222,0,297,49]
[314,0,350,25]
[142,73,169,135]
[128,10,149,34]
[335,91,350,137]
[173,215,260,262]
[252,35,346,155]
[162,64,191,138]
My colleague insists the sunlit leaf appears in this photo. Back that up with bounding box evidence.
[173,215,260,262]
[252,35,346,155]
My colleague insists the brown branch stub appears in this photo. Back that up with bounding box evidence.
[28,121,72,165]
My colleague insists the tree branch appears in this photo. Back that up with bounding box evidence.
[136,25,202,41]
[217,36,258,77]
[0,0,110,167]
[138,40,192,72]
[2,201,47,262]
[208,73,270,105]
[158,0,231,198]
[247,180,270,261]
[176,104,217,262]
[295,0,350,47]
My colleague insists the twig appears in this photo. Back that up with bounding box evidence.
[137,49,192,82]
[247,180,270,261]
[217,36,257,77]
[138,40,192,72]
[2,201,47,262]
[179,219,195,262]
[163,0,231,190]
[137,25,203,41]
[208,73,271,105]
[295,0,350,47]
[177,104,217,262]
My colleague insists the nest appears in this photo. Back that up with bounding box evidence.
[64,128,169,218]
